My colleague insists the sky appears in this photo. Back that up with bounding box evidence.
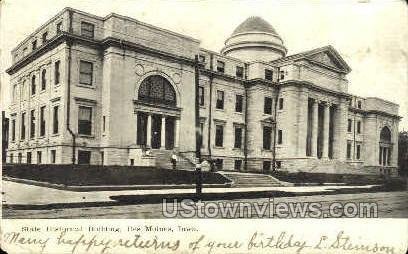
[1,0,407,129]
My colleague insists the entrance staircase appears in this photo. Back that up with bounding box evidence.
[151,149,195,170]
[220,172,284,187]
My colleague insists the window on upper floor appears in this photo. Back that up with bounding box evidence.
[198,86,204,106]
[278,98,284,110]
[54,60,60,85]
[235,94,243,113]
[265,69,273,81]
[78,106,92,136]
[30,109,36,139]
[215,124,224,147]
[21,112,26,140]
[234,126,243,149]
[41,69,47,91]
[31,75,36,96]
[347,143,352,159]
[347,119,352,132]
[79,61,93,85]
[11,119,16,142]
[236,66,243,78]
[40,106,46,137]
[42,32,48,44]
[32,40,37,51]
[12,84,17,101]
[264,97,272,114]
[279,70,285,80]
[357,121,361,134]
[357,100,362,109]
[216,90,224,109]
[81,22,94,38]
[56,22,63,34]
[216,60,225,73]
[356,144,361,160]
[53,105,59,134]
[278,129,283,144]
[263,126,272,150]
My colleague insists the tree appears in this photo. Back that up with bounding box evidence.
[398,131,408,176]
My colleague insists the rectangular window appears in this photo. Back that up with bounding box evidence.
[53,105,59,134]
[40,106,46,137]
[234,160,242,171]
[51,150,56,164]
[215,124,224,147]
[216,90,224,109]
[41,70,47,90]
[27,152,32,164]
[278,129,283,144]
[56,22,62,34]
[11,119,16,141]
[235,94,243,113]
[347,119,352,132]
[78,106,92,135]
[215,159,223,170]
[42,32,48,44]
[199,122,204,148]
[198,86,204,106]
[278,98,284,110]
[102,116,106,133]
[234,126,243,149]
[18,153,22,164]
[357,121,361,134]
[264,97,272,114]
[265,69,273,81]
[55,61,60,85]
[78,150,91,164]
[263,161,271,171]
[280,70,285,80]
[216,60,225,73]
[357,101,362,109]
[356,144,361,160]
[79,61,93,85]
[347,143,352,159]
[263,126,272,150]
[236,66,243,78]
[30,109,36,139]
[21,112,26,140]
[32,40,37,51]
[31,76,36,95]
[37,151,42,164]
[10,154,13,163]
[81,22,95,38]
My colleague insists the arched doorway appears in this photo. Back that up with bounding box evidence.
[379,126,392,166]
[136,75,178,150]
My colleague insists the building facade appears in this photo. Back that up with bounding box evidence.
[6,8,400,174]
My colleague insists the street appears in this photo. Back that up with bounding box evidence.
[3,191,407,219]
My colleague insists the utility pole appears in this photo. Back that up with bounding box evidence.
[194,55,202,197]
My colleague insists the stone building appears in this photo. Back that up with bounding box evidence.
[6,8,400,175]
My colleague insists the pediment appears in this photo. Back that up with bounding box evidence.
[304,46,351,73]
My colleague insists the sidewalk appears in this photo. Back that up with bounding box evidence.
[2,180,379,206]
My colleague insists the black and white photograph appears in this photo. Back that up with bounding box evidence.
[0,0,407,253]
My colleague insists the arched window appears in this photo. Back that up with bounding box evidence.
[41,69,47,90]
[380,126,391,143]
[138,75,176,106]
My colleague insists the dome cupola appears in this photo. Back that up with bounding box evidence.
[221,16,287,62]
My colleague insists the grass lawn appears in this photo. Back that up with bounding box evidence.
[3,164,230,186]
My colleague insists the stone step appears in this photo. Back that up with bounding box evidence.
[221,172,284,187]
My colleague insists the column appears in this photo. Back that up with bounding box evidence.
[161,116,166,149]
[322,102,330,158]
[175,118,180,148]
[311,100,318,157]
[146,114,152,147]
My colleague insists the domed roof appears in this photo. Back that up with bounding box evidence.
[232,16,277,35]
